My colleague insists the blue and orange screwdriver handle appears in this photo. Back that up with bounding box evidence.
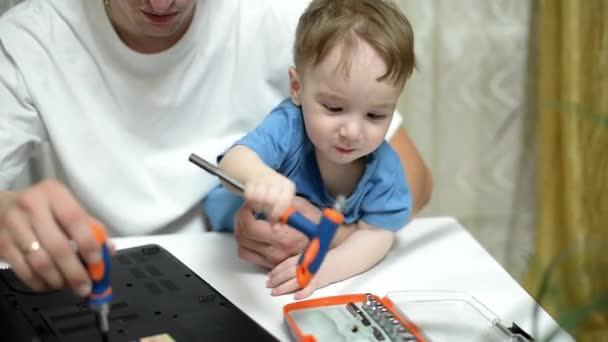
[80,223,112,340]
[188,153,344,288]
[279,197,345,288]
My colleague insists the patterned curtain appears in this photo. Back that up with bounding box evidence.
[396,0,535,279]
[526,1,608,341]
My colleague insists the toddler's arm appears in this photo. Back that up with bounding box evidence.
[219,145,295,221]
[267,221,395,299]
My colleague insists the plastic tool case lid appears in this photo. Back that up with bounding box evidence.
[386,291,533,342]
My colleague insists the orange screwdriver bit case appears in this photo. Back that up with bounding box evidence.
[284,291,535,342]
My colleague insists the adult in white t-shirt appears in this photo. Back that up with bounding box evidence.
[0,0,432,297]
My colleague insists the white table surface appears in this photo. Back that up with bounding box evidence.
[111,217,572,342]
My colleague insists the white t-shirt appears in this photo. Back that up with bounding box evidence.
[0,0,403,236]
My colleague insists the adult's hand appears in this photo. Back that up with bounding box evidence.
[0,180,106,296]
[234,196,323,269]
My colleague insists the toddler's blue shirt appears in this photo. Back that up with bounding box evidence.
[203,98,411,232]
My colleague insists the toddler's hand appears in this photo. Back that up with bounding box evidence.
[266,254,317,300]
[244,172,295,221]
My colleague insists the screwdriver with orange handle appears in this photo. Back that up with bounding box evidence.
[80,223,112,341]
[188,153,344,288]
[278,197,345,287]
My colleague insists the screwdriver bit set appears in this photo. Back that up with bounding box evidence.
[284,291,535,342]
[284,293,427,342]
[360,294,421,341]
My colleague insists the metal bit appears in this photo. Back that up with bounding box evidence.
[363,294,374,314]
[397,326,418,342]
[382,313,394,332]
[378,307,389,328]
[93,303,109,341]
[363,293,373,310]
[368,299,379,319]
[390,318,402,337]
[372,301,384,322]
[400,333,418,342]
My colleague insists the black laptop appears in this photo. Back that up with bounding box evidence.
[0,244,278,342]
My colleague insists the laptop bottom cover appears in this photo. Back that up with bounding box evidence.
[0,244,278,342]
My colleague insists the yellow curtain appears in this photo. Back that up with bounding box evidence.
[529,1,608,341]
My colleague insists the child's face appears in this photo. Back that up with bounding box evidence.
[289,38,403,166]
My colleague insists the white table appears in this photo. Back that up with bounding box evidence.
[113,217,572,341]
